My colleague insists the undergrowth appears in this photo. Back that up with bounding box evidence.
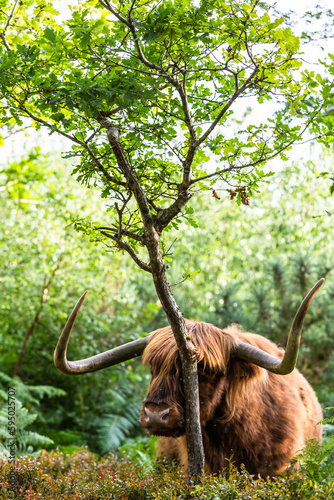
[0,447,333,500]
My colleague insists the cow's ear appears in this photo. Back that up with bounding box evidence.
[229,356,264,381]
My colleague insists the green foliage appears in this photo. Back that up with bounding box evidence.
[212,257,334,391]
[2,145,334,456]
[0,148,156,453]
[0,448,333,499]
[119,435,157,468]
[0,0,333,482]
[322,408,334,425]
[0,146,48,200]
[0,400,54,456]
[0,372,65,406]
[0,371,65,457]
[295,437,334,484]
[44,429,85,451]
[0,0,333,253]
[96,382,143,454]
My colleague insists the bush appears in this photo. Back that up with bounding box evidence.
[0,447,333,500]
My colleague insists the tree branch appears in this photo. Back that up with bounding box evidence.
[1,125,31,140]
[12,98,85,145]
[0,33,11,50]
[99,0,130,26]
[98,117,154,228]
[190,165,236,185]
[0,0,20,50]
[96,7,205,476]
[175,77,197,144]
[9,99,127,188]
[101,231,151,272]
[84,142,128,187]
[197,67,259,146]
[97,226,144,243]
[191,101,328,187]
[156,185,192,231]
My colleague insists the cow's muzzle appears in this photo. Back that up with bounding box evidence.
[140,401,185,437]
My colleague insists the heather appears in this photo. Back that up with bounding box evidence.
[1,448,333,500]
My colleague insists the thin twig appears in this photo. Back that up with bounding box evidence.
[0,0,20,49]
[100,230,151,272]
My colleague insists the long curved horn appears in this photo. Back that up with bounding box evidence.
[233,278,325,375]
[54,292,150,375]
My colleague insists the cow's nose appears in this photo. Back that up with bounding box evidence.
[144,405,170,426]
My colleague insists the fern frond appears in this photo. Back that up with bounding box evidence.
[126,402,141,426]
[17,431,54,450]
[0,388,7,401]
[0,371,12,384]
[104,388,128,407]
[27,385,67,399]
[0,375,66,406]
[97,414,137,454]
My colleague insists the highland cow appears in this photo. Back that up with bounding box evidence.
[140,322,322,476]
[54,279,324,476]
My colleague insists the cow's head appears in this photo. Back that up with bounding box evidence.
[54,280,324,434]
[139,321,269,436]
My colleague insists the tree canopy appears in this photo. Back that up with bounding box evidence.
[1,0,333,241]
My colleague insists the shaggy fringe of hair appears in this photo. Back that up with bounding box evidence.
[143,325,182,404]
[144,321,238,372]
[144,321,270,420]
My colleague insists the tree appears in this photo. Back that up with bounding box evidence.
[1,0,333,481]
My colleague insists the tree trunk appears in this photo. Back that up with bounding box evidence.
[145,226,205,482]
[100,118,205,482]
[13,306,42,377]
[14,261,62,377]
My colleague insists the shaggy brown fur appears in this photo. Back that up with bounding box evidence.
[140,321,322,476]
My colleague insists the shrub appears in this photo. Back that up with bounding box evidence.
[0,448,333,500]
